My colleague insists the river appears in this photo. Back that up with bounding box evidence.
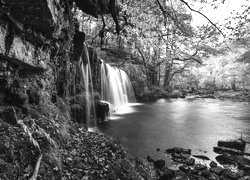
[98,97,250,162]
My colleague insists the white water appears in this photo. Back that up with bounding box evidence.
[79,43,97,131]
[101,61,136,112]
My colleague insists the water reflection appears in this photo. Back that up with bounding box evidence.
[99,98,250,162]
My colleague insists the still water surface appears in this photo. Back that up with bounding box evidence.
[98,98,250,161]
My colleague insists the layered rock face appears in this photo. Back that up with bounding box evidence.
[0,0,75,120]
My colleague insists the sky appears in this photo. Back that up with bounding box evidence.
[190,0,249,26]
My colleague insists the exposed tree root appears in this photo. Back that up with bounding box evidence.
[29,154,43,180]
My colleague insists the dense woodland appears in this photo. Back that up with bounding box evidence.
[0,0,250,179]
[77,0,250,95]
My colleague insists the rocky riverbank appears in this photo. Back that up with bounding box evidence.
[147,145,250,180]
[215,90,250,103]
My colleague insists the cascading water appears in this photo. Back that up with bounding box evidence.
[101,60,136,112]
[79,42,97,131]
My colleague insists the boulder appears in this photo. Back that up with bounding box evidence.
[236,156,250,171]
[165,147,191,155]
[70,104,86,124]
[146,156,155,163]
[158,167,175,180]
[194,164,207,171]
[222,169,239,180]
[209,161,217,168]
[210,166,224,176]
[215,153,236,165]
[179,165,190,173]
[153,159,165,170]
[96,101,109,123]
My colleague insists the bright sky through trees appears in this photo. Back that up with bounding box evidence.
[190,0,249,27]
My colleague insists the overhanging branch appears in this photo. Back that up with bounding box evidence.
[180,0,225,37]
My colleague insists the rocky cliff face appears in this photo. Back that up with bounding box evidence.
[0,1,159,180]
[0,0,116,121]
[0,0,75,119]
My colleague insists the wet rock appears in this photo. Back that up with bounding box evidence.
[175,173,207,180]
[208,174,220,180]
[215,153,236,165]
[222,169,239,180]
[201,169,210,178]
[209,161,217,168]
[173,152,190,159]
[193,155,210,160]
[96,101,109,123]
[210,166,224,176]
[159,167,175,180]
[214,146,243,155]
[194,164,207,171]
[237,156,250,171]
[146,156,155,163]
[186,158,195,166]
[165,147,191,155]
[218,139,246,151]
[242,176,250,180]
[179,165,191,173]
[153,159,165,170]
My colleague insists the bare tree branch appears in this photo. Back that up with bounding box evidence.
[179,0,225,37]
[156,0,190,36]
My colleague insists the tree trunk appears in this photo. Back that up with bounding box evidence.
[163,69,171,90]
[231,76,236,91]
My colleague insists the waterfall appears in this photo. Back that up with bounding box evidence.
[79,42,97,131]
[101,60,136,111]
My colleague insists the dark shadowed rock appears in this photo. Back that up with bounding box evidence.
[201,169,210,178]
[146,156,155,163]
[215,153,236,165]
[159,167,175,180]
[193,155,210,161]
[96,101,109,123]
[222,169,239,180]
[210,166,224,176]
[179,165,191,173]
[214,146,243,155]
[194,164,207,171]
[209,161,217,168]
[218,139,246,151]
[153,159,165,170]
[236,156,250,171]
[186,158,195,166]
[165,147,191,155]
